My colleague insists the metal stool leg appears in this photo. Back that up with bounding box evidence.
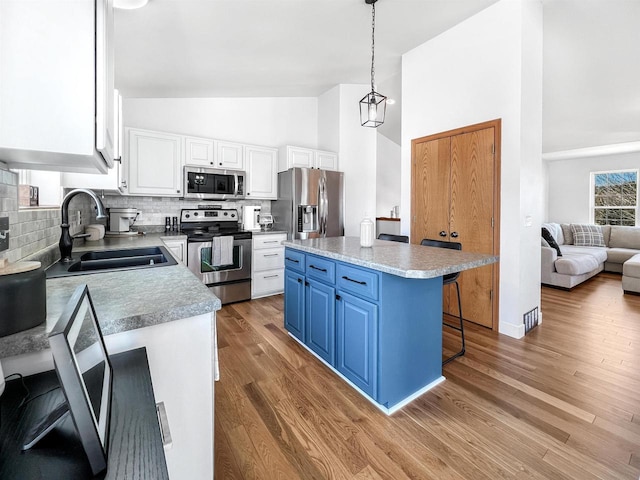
[443,280,465,366]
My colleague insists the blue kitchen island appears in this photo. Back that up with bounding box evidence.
[283,236,498,415]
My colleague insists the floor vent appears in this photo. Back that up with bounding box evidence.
[524,307,539,334]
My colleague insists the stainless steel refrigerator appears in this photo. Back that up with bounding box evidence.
[272,168,344,240]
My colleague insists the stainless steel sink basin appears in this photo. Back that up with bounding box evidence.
[46,246,178,278]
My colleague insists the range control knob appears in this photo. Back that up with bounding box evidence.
[223,212,228,216]
[231,213,236,218]
[194,212,199,216]
[185,214,190,219]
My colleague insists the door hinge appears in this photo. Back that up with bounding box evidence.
[491,144,495,155]
[491,217,494,228]
[490,289,493,301]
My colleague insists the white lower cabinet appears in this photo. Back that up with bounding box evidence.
[252,233,286,298]
[105,313,215,480]
[162,237,187,263]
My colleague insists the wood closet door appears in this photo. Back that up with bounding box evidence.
[411,137,451,242]
[411,124,497,329]
[450,128,495,329]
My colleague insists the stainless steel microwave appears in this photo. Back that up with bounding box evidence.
[183,166,245,200]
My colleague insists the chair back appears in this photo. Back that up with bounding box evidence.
[420,238,462,284]
[378,233,409,243]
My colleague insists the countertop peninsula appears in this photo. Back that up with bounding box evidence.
[0,234,220,360]
[283,236,498,278]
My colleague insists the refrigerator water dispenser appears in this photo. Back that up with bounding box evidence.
[298,205,318,233]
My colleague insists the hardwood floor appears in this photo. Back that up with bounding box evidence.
[215,272,640,479]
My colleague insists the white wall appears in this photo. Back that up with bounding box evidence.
[337,85,377,236]
[401,0,543,338]
[546,151,640,223]
[376,134,401,218]
[317,84,377,236]
[124,97,318,149]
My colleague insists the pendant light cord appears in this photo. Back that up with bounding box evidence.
[370,2,376,92]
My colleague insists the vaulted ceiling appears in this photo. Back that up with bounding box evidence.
[114,0,640,153]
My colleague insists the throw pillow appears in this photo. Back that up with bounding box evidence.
[570,224,605,247]
[542,227,562,256]
[560,224,574,245]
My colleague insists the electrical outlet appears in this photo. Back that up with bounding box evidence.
[0,216,9,252]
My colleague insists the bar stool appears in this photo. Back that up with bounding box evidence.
[420,238,465,365]
[377,233,409,243]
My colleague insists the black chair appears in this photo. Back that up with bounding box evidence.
[377,233,409,243]
[420,238,465,365]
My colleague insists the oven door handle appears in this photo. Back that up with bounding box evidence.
[196,241,212,270]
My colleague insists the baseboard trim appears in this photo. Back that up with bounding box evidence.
[499,321,525,339]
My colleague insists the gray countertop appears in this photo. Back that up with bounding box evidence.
[284,237,498,279]
[0,234,219,360]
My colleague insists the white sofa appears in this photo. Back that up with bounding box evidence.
[541,223,640,293]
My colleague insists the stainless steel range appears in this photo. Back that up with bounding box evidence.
[181,207,252,304]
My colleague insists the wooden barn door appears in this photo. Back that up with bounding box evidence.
[411,120,500,330]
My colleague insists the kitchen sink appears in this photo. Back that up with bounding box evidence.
[46,246,178,278]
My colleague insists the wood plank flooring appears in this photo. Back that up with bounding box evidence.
[215,272,640,479]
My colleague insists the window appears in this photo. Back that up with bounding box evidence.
[591,169,638,226]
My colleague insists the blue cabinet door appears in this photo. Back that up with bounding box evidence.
[305,278,335,365]
[284,270,305,341]
[336,291,378,398]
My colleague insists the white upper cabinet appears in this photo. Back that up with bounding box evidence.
[245,145,278,200]
[185,137,215,167]
[314,150,338,171]
[127,128,184,197]
[278,146,338,172]
[216,141,245,170]
[0,0,115,173]
[60,90,126,192]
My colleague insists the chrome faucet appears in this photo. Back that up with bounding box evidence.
[59,188,107,262]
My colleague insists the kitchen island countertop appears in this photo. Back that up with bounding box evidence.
[283,236,498,279]
[0,234,219,360]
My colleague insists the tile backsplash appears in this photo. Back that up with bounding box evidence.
[0,169,59,263]
[0,163,271,264]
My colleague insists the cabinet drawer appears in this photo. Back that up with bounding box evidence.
[284,248,305,273]
[336,263,379,301]
[306,255,336,284]
[253,247,284,271]
[253,269,284,297]
[254,234,286,250]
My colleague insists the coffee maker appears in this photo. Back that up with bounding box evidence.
[242,205,261,231]
[108,208,139,235]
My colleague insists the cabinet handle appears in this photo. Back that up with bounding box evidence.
[451,231,459,238]
[342,276,366,286]
[297,278,302,283]
[263,253,279,257]
[156,402,172,447]
[177,190,180,193]
[309,265,327,272]
[286,257,300,263]
[305,281,309,286]
[264,240,279,244]
[264,274,279,279]
[336,294,342,301]
[439,231,447,237]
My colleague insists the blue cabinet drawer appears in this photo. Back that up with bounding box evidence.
[284,248,305,273]
[336,263,379,301]
[305,255,336,283]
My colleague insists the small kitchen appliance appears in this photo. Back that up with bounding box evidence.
[242,205,261,231]
[258,214,274,231]
[107,208,139,234]
[181,207,252,304]
[183,166,245,201]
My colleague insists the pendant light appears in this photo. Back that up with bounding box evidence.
[359,0,387,128]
